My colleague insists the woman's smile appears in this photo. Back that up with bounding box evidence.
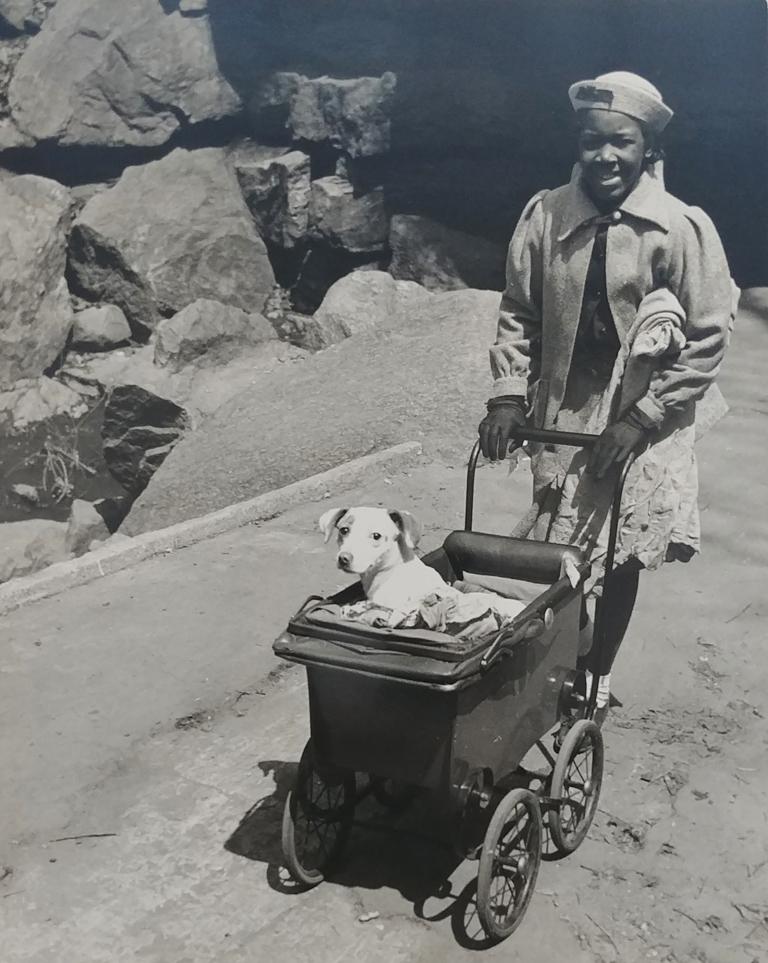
[577,109,649,208]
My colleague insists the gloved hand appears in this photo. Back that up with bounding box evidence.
[478,396,527,461]
[588,411,649,478]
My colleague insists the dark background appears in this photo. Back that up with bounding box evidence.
[208,0,767,286]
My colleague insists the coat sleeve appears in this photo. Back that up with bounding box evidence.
[489,191,548,398]
[633,206,738,427]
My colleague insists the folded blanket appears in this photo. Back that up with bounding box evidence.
[337,585,527,640]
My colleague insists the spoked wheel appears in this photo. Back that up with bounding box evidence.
[549,719,604,854]
[476,788,542,941]
[281,740,356,887]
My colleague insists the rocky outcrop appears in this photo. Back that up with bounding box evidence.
[299,270,429,350]
[235,148,311,249]
[0,174,72,388]
[0,517,69,583]
[122,281,502,533]
[71,304,131,351]
[251,72,396,157]
[154,298,277,373]
[3,0,240,147]
[68,148,276,336]
[102,384,189,496]
[389,215,507,292]
[309,176,388,254]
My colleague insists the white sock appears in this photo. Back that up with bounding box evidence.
[585,670,611,709]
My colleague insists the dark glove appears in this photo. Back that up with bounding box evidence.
[478,396,527,461]
[588,410,649,478]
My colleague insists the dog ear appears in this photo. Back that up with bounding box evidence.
[318,507,348,543]
[388,510,422,549]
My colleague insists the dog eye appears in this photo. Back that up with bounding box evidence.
[372,532,382,541]
[338,526,349,536]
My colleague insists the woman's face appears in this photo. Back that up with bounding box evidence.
[577,109,649,208]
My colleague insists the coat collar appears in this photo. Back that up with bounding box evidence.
[557,164,670,241]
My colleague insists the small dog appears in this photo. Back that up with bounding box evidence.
[318,506,526,624]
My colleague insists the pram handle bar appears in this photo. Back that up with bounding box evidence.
[465,433,636,718]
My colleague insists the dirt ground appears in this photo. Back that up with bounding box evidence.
[0,296,766,962]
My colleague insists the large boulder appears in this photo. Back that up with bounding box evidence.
[154,298,277,373]
[102,384,190,497]
[389,215,507,292]
[68,148,276,336]
[235,148,311,249]
[122,279,502,533]
[61,338,308,424]
[309,176,388,254]
[299,270,429,350]
[0,518,69,583]
[4,0,240,147]
[0,174,72,389]
[251,71,396,157]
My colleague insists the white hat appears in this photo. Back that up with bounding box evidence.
[568,71,673,133]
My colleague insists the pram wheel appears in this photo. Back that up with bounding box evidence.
[476,788,542,940]
[549,719,603,854]
[281,739,355,886]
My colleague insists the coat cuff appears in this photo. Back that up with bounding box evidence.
[491,376,529,398]
[632,394,666,428]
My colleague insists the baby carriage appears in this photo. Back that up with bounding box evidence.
[273,427,633,941]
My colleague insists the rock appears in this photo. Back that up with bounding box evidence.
[102,384,189,496]
[122,283,502,534]
[235,149,311,249]
[65,498,110,556]
[301,270,429,349]
[289,243,385,315]
[251,71,396,157]
[389,215,507,292]
[0,377,88,432]
[0,174,72,389]
[289,72,396,157]
[6,0,240,147]
[61,338,308,425]
[154,298,277,373]
[71,304,132,351]
[309,176,388,254]
[10,483,39,506]
[68,148,276,335]
[0,518,69,583]
[0,0,36,32]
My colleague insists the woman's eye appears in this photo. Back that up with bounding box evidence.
[372,532,382,541]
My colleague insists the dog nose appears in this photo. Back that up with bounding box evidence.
[337,551,352,570]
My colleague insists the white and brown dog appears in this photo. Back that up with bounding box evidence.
[319,506,527,624]
[319,506,446,612]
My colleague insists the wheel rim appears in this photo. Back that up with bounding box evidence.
[477,789,542,940]
[282,741,355,885]
[550,720,604,853]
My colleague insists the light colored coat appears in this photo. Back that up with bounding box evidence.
[491,165,738,577]
[490,165,737,429]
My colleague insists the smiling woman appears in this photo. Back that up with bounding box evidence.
[478,70,737,723]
